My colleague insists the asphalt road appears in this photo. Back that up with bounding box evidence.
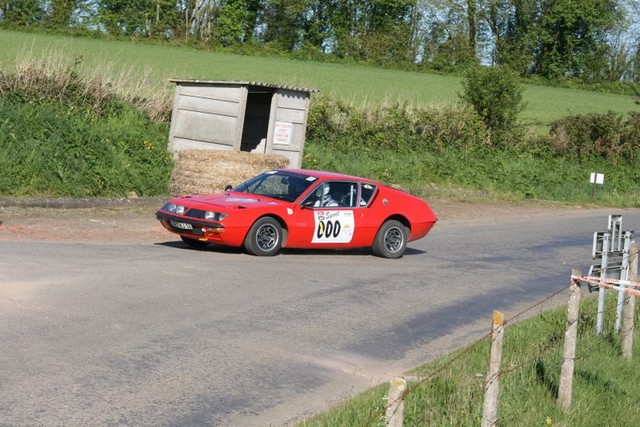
[1,207,639,426]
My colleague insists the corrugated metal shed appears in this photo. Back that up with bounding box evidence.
[168,79,319,94]
[167,80,318,168]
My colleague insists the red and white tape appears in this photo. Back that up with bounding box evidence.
[571,275,640,297]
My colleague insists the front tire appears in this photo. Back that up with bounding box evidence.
[181,236,210,249]
[372,220,408,259]
[244,217,282,256]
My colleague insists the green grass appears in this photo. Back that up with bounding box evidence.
[521,84,639,125]
[299,294,640,426]
[2,29,638,125]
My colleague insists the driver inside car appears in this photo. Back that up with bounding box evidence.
[313,185,339,207]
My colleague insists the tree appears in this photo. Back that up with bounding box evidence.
[361,0,419,65]
[467,0,476,52]
[0,0,45,27]
[215,0,249,46]
[419,1,479,71]
[2,0,637,83]
[259,0,308,50]
[147,0,183,38]
[181,0,218,42]
[99,0,149,35]
[48,0,76,28]
[480,0,538,73]
[532,0,622,80]
[313,0,419,64]
[242,0,262,43]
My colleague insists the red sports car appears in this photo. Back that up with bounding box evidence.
[156,169,437,258]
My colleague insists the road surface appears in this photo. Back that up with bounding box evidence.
[1,204,638,425]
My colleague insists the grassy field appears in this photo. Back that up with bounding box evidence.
[1,29,638,125]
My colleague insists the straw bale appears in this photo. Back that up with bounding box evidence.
[170,150,289,196]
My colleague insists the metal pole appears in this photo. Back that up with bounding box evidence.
[597,234,610,335]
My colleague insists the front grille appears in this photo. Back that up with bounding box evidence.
[158,217,204,236]
[157,211,223,237]
[170,225,204,236]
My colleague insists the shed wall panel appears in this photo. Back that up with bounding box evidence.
[275,108,306,124]
[177,85,244,102]
[171,138,235,152]
[173,110,237,146]
[270,148,299,168]
[177,95,240,117]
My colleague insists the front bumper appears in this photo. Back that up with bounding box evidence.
[156,211,225,241]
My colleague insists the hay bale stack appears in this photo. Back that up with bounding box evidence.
[170,150,290,196]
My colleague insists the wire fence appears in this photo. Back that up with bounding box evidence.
[378,246,639,427]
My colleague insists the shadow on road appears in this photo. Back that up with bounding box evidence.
[154,241,427,257]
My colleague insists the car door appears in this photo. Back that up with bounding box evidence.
[286,180,378,248]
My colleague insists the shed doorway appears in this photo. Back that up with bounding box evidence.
[240,89,274,153]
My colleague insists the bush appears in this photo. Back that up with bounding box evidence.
[303,96,640,206]
[0,95,172,197]
[548,111,640,162]
[459,66,525,145]
[306,96,487,154]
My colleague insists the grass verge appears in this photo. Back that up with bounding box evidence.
[299,292,640,426]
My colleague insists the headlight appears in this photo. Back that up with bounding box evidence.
[204,211,228,221]
[164,203,186,215]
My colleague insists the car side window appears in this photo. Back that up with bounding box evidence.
[301,183,327,207]
[360,183,377,206]
[301,181,359,208]
[336,182,358,207]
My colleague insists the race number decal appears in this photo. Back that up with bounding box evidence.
[312,210,355,243]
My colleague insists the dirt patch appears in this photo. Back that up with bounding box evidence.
[0,202,168,242]
[0,198,585,243]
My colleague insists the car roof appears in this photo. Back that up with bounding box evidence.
[283,169,379,184]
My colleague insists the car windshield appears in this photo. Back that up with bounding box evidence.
[232,171,316,202]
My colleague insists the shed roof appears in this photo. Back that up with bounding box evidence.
[168,79,319,94]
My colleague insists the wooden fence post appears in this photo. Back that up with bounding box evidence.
[385,376,406,427]
[482,310,504,427]
[622,243,638,360]
[558,269,582,411]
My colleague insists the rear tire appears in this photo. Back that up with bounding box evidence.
[181,236,209,249]
[372,220,408,259]
[244,217,282,256]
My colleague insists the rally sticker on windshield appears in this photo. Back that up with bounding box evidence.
[312,210,354,243]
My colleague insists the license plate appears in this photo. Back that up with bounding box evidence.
[170,220,193,230]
